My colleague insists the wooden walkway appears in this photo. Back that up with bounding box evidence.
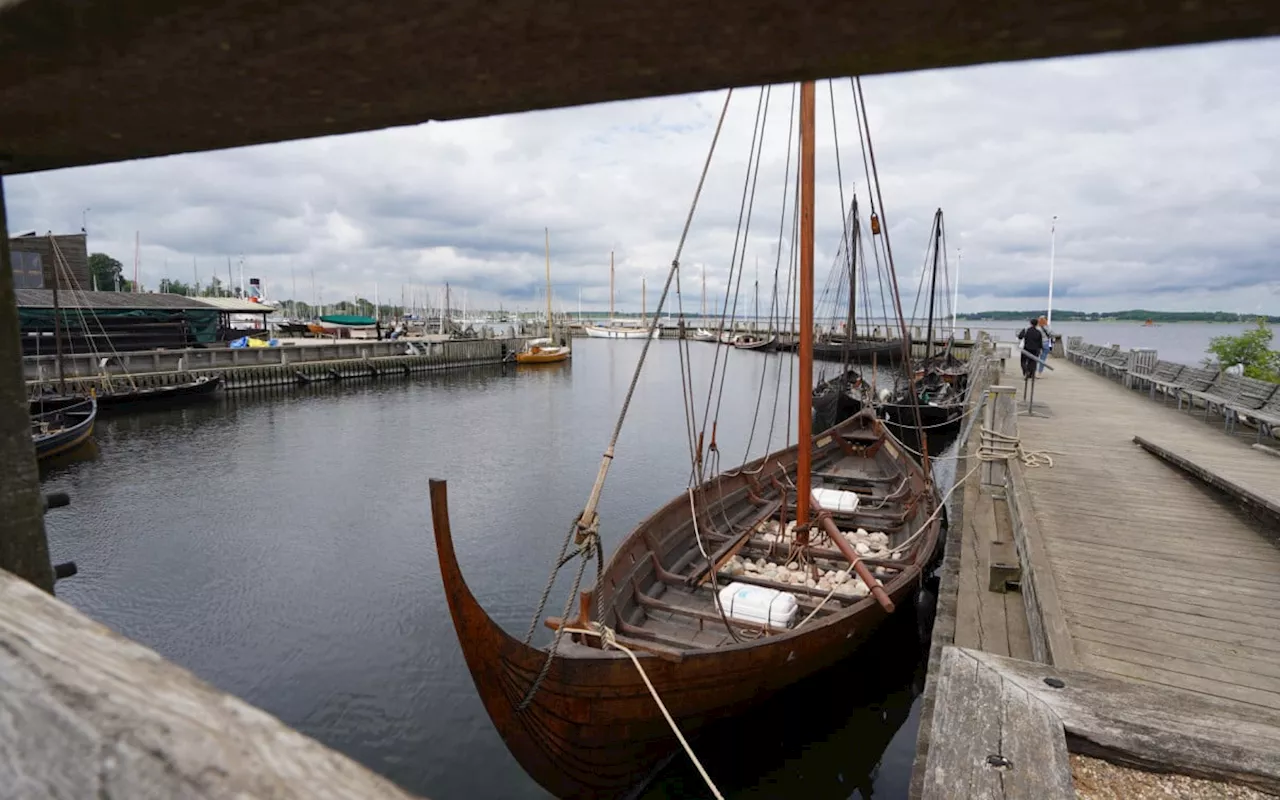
[1016,361,1280,714]
[952,451,1034,661]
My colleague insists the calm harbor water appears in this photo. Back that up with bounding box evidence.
[41,339,934,800]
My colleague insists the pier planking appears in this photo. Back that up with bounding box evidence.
[1015,361,1280,714]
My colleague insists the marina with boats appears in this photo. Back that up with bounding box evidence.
[4,9,1280,800]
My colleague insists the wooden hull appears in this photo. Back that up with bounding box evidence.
[878,401,962,437]
[30,396,97,461]
[96,375,224,409]
[431,413,942,798]
[812,339,906,364]
[515,348,570,364]
[732,335,775,351]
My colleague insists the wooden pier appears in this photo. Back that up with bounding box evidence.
[24,337,525,394]
[913,349,1280,798]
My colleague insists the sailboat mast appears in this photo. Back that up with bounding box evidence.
[642,274,647,321]
[925,209,941,361]
[753,256,759,331]
[51,245,65,393]
[544,228,554,338]
[701,264,707,321]
[843,199,858,375]
[952,247,962,335]
[796,80,816,539]
[609,251,615,321]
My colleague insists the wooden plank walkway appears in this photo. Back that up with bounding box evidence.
[1016,361,1280,714]
[953,468,1034,660]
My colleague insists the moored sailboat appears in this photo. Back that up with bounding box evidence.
[515,230,571,364]
[432,80,941,798]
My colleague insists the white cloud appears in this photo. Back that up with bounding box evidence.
[7,38,1280,316]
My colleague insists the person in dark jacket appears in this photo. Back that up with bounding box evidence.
[1016,318,1044,380]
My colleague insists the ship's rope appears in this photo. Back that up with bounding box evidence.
[564,623,726,800]
[884,425,1055,556]
[518,89,736,710]
[688,488,742,642]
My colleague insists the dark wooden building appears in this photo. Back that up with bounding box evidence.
[16,289,222,356]
[7,233,91,290]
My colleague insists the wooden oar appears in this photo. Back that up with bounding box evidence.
[810,492,895,612]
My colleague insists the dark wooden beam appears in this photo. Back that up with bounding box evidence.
[0,177,54,594]
[3,0,1280,174]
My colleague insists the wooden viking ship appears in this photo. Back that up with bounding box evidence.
[431,80,941,799]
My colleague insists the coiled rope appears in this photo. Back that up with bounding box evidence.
[979,426,1056,468]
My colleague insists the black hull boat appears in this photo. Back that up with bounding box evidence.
[812,339,905,364]
[96,375,224,409]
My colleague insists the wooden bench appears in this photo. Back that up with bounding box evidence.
[1143,361,1185,400]
[1174,367,1220,411]
[1065,336,1083,362]
[1097,348,1131,379]
[1182,372,1242,426]
[1085,344,1120,372]
[1121,348,1157,388]
[1225,377,1279,434]
[1238,386,1280,442]
[1069,343,1098,367]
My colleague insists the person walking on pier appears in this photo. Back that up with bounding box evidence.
[1017,318,1044,380]
[1037,315,1054,374]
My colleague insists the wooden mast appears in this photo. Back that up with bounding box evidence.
[51,240,66,394]
[544,228,554,340]
[796,80,816,542]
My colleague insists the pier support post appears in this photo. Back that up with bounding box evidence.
[980,385,1016,491]
[0,176,55,593]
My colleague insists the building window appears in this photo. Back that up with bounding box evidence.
[11,251,44,289]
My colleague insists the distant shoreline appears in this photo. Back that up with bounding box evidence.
[958,318,1257,325]
[955,312,1277,324]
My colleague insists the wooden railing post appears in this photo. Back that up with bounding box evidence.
[0,176,55,593]
[980,385,1016,490]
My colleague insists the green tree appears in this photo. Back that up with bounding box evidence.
[1205,319,1280,382]
[88,252,124,291]
[158,278,192,296]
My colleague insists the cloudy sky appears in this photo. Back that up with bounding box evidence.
[7,38,1280,318]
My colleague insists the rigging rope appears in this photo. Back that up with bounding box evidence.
[519,89,737,709]
[700,86,770,484]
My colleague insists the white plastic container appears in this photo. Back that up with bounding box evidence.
[718,582,799,629]
[812,486,861,515]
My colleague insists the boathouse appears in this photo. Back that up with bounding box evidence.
[16,289,222,356]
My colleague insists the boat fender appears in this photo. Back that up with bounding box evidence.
[914,585,937,644]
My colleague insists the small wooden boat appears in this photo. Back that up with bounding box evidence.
[813,369,867,432]
[30,395,97,461]
[731,333,775,351]
[514,230,572,365]
[515,339,570,365]
[431,411,942,798]
[812,337,904,364]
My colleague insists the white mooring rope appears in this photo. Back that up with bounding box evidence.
[563,623,726,800]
